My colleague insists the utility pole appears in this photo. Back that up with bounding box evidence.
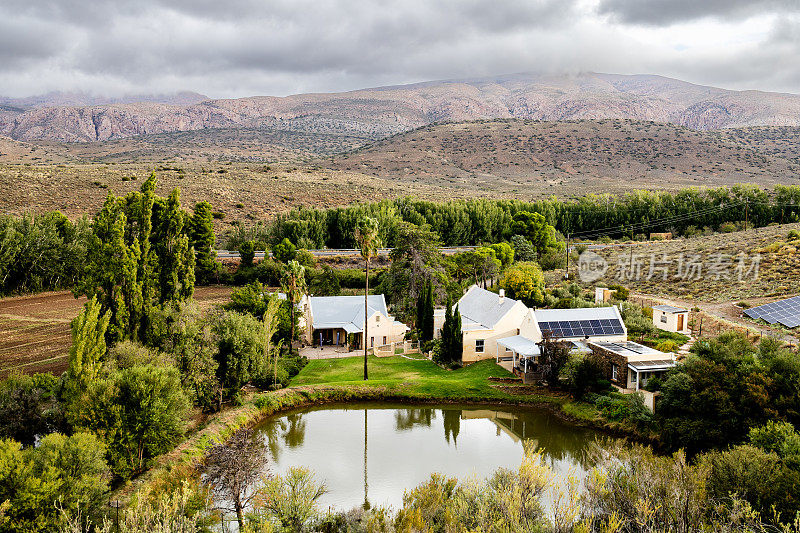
[564,232,570,280]
[745,199,749,229]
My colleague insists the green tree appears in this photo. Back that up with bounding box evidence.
[272,238,297,263]
[0,373,63,446]
[355,216,380,381]
[64,296,110,420]
[214,311,268,394]
[488,242,515,269]
[238,240,256,269]
[188,201,218,284]
[152,188,195,304]
[281,260,306,344]
[309,264,340,296]
[148,302,220,412]
[511,211,559,259]
[0,433,109,532]
[510,235,536,262]
[250,467,327,531]
[417,280,435,342]
[499,262,545,307]
[77,365,189,479]
[439,301,462,364]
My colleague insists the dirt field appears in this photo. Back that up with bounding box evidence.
[0,286,232,377]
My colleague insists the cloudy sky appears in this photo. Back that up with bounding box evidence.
[1,0,799,98]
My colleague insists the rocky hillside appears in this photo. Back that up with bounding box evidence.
[3,72,800,142]
[330,119,800,197]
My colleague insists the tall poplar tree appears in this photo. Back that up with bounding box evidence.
[189,201,218,284]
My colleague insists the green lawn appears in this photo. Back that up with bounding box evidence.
[290,355,567,406]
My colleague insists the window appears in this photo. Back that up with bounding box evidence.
[370,337,374,347]
[611,364,618,381]
[376,315,380,323]
[475,339,485,353]
[660,313,668,323]
[382,336,387,345]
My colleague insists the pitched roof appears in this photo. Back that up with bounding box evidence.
[534,306,622,322]
[457,286,521,330]
[309,295,388,332]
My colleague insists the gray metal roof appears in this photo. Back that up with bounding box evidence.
[653,305,688,314]
[309,295,388,332]
[535,306,622,322]
[457,286,521,329]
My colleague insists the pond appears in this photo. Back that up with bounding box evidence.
[251,403,607,512]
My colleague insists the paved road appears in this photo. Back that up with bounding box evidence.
[217,246,477,259]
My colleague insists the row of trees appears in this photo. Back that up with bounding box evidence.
[225,184,800,249]
[0,174,219,298]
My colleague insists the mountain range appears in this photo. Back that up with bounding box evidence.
[2,72,800,143]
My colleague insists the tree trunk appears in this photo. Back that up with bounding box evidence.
[235,499,244,531]
[364,258,369,381]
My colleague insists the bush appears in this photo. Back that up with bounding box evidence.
[538,250,564,271]
[706,444,800,519]
[0,432,109,531]
[78,365,189,479]
[0,373,64,446]
[596,392,653,430]
[719,221,737,233]
[788,229,800,241]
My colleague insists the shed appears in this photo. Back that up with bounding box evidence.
[652,305,690,334]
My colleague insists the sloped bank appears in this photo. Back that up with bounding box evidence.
[117,373,654,506]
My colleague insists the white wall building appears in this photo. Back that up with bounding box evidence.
[435,286,628,367]
[652,305,690,334]
[303,295,408,349]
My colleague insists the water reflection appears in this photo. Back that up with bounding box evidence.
[251,403,605,511]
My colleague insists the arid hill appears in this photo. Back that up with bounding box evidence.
[330,119,800,198]
[3,72,800,142]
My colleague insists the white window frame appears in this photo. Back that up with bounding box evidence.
[660,313,668,323]
[475,339,485,353]
[611,364,618,381]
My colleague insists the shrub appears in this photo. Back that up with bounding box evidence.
[78,365,189,479]
[719,221,737,233]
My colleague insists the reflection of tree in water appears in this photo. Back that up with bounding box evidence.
[487,409,604,470]
[261,413,307,462]
[442,409,461,445]
[394,408,435,431]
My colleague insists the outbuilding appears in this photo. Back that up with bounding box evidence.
[652,305,690,334]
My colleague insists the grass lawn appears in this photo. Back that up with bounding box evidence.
[291,355,571,407]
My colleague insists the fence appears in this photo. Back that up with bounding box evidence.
[372,341,420,357]
[628,295,797,348]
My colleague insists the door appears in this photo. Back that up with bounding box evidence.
[677,314,684,331]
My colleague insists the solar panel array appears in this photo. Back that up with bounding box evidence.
[743,295,800,329]
[539,319,624,338]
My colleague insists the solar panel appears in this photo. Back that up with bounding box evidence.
[744,295,800,329]
[540,318,625,338]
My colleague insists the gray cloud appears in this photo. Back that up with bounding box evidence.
[596,0,799,26]
[0,0,797,98]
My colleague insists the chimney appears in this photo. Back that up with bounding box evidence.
[499,289,505,303]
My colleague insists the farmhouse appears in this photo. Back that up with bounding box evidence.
[434,286,538,363]
[435,286,629,368]
[303,295,408,349]
[652,304,690,334]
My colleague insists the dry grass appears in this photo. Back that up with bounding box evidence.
[582,223,800,303]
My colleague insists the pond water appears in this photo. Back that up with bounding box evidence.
[251,403,606,512]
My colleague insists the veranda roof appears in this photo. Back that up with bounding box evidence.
[497,335,540,357]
